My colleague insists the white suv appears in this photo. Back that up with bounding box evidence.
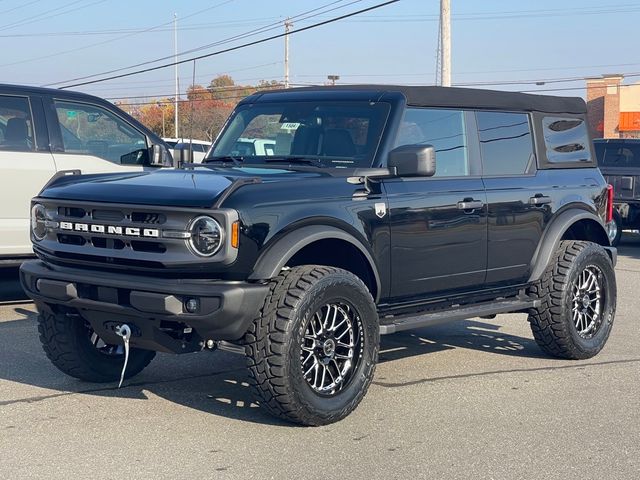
[0,84,172,265]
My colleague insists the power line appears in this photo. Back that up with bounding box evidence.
[44,0,357,87]
[0,0,236,68]
[0,0,43,16]
[56,0,399,89]
[0,0,106,33]
[80,62,282,92]
[0,18,283,38]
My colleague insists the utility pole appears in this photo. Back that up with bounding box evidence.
[440,0,451,87]
[284,18,292,88]
[174,13,179,138]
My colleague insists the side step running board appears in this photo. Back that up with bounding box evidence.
[379,297,541,335]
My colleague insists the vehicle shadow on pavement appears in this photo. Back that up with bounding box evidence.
[1,310,547,428]
[617,236,640,259]
[0,267,29,303]
[379,318,548,363]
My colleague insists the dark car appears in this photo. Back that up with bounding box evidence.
[594,138,640,245]
[21,85,617,425]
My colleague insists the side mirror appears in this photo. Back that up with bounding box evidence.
[149,144,172,167]
[388,144,436,177]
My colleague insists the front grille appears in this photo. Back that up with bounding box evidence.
[38,200,196,269]
[34,198,237,271]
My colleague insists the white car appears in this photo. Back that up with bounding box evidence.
[233,138,276,156]
[0,84,172,265]
[163,138,211,163]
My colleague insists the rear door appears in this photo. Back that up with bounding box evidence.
[0,94,56,258]
[384,108,487,301]
[477,111,548,285]
[45,98,151,174]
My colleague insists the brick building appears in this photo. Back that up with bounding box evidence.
[586,74,640,139]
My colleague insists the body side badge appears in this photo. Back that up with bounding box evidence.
[375,202,387,218]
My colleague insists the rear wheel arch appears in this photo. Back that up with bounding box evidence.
[529,209,612,283]
[248,225,381,302]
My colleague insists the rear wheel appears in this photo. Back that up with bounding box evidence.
[244,265,379,426]
[528,241,616,359]
[38,310,156,383]
[609,210,622,247]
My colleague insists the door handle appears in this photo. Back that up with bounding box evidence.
[529,195,552,206]
[457,199,484,210]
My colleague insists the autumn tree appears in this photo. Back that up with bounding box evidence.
[125,75,283,141]
[134,100,175,138]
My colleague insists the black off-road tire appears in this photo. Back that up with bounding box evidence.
[38,310,156,383]
[528,240,616,359]
[244,265,379,426]
[611,210,623,247]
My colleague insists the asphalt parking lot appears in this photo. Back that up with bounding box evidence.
[1,241,639,480]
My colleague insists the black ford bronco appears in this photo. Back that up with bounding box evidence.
[21,85,617,425]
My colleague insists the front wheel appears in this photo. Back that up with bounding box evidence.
[528,241,616,359]
[38,310,156,383]
[244,266,379,426]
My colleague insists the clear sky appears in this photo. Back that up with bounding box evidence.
[1,0,639,101]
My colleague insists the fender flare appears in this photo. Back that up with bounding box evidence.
[248,225,382,301]
[528,209,611,283]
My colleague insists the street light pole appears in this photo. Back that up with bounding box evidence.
[156,102,166,137]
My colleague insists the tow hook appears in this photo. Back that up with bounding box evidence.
[114,324,132,388]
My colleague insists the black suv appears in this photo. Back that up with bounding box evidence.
[594,138,640,246]
[20,86,617,425]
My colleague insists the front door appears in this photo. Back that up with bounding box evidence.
[384,107,487,301]
[48,99,151,174]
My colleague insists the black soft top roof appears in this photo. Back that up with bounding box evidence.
[248,84,586,114]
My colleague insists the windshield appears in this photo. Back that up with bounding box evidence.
[209,101,391,168]
[595,141,640,168]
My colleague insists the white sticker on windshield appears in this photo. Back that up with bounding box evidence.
[281,122,300,130]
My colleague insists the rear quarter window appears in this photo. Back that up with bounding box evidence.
[542,116,591,163]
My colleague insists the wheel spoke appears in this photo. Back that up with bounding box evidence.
[299,300,363,396]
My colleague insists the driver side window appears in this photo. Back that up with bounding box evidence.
[54,101,147,165]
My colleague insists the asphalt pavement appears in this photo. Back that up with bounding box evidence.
[1,239,639,480]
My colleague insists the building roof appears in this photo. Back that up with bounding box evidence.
[251,84,587,114]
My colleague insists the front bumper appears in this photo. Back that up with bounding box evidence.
[20,260,269,353]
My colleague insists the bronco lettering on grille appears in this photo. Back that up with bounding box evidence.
[59,222,159,238]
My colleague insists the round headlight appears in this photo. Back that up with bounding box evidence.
[31,204,47,241]
[188,216,223,257]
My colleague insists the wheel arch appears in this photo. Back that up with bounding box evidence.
[248,225,382,302]
[528,208,614,283]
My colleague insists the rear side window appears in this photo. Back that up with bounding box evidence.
[542,116,591,163]
[594,142,640,168]
[0,95,35,151]
[394,107,469,177]
[476,111,533,176]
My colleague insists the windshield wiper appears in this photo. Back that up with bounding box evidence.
[264,156,326,168]
[204,155,243,166]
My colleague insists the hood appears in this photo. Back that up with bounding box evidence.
[40,167,323,208]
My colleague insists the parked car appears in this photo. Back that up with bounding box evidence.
[231,137,276,156]
[594,138,640,246]
[163,138,211,162]
[21,85,617,425]
[0,84,172,265]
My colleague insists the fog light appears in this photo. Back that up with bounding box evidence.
[184,298,200,313]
